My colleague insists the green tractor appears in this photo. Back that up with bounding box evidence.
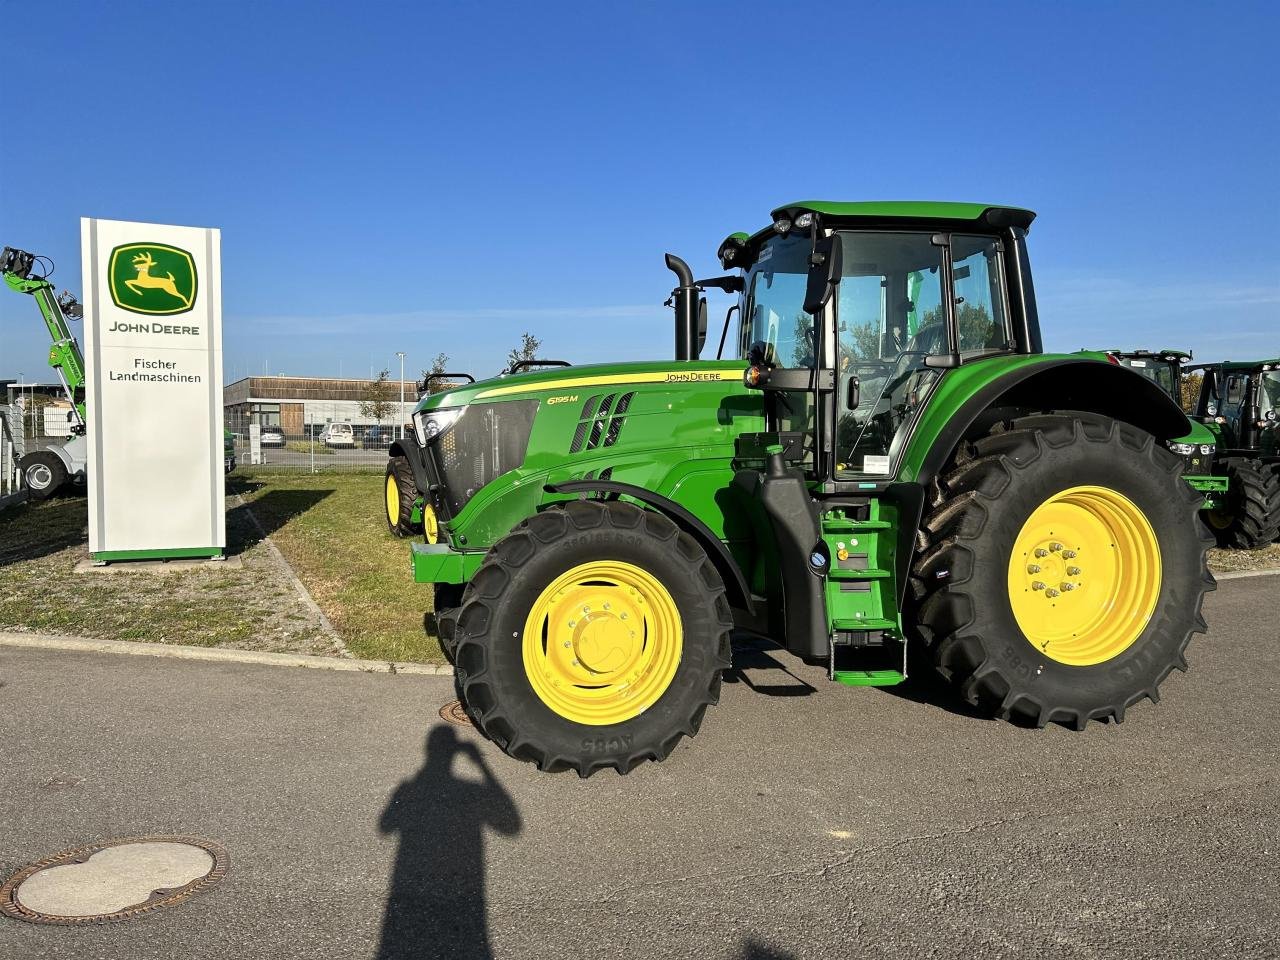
[1094,350,1228,509]
[391,201,1213,777]
[1188,359,1280,548]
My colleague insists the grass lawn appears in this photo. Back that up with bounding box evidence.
[0,489,340,655]
[235,472,440,662]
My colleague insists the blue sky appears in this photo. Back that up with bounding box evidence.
[2,1,1276,385]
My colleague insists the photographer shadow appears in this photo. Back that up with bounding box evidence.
[377,725,521,960]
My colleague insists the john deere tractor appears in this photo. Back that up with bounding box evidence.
[1189,359,1280,548]
[391,202,1213,777]
[1093,350,1228,510]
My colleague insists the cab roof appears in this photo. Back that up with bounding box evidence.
[719,201,1037,268]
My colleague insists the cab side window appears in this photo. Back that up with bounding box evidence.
[951,235,1012,354]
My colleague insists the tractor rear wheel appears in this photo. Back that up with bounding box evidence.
[1203,458,1280,549]
[19,451,66,501]
[913,413,1214,730]
[384,456,422,538]
[451,499,733,777]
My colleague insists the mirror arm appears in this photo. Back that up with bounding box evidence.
[717,304,739,360]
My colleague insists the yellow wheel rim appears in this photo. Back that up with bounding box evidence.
[422,503,439,544]
[1007,485,1162,667]
[385,474,399,526]
[1205,509,1234,531]
[522,561,682,726]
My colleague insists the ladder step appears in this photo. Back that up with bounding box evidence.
[822,519,892,532]
[833,670,905,687]
[829,567,891,581]
[832,617,897,631]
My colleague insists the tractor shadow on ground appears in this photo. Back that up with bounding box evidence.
[225,488,333,557]
[876,644,991,721]
[0,494,89,568]
[377,725,521,960]
[723,633,818,697]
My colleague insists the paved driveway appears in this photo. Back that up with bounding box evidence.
[1,577,1277,959]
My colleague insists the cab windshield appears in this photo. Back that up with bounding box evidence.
[1115,357,1178,401]
[1261,372,1280,417]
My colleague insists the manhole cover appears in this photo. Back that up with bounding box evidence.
[439,699,472,726]
[0,836,228,925]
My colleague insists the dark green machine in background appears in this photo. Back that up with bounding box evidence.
[1097,349,1228,509]
[1189,359,1280,548]
[391,202,1213,777]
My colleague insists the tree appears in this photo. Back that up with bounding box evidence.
[507,332,542,371]
[422,353,454,395]
[359,369,396,427]
[1181,372,1203,413]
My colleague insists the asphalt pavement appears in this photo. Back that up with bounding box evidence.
[1,576,1277,960]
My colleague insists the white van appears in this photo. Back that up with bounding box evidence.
[321,422,355,448]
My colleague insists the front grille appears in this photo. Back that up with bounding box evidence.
[1182,449,1215,475]
[427,400,539,517]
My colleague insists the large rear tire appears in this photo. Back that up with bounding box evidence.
[384,456,422,538]
[1203,458,1280,549]
[913,413,1214,730]
[452,499,733,777]
[19,451,67,501]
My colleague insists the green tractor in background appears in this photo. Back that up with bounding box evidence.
[1095,349,1228,510]
[390,201,1213,777]
[1188,359,1280,548]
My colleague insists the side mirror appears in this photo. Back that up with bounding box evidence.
[696,297,708,357]
[803,233,843,315]
[846,375,860,411]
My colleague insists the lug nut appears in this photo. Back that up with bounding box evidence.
[1032,581,1046,591]
[1027,564,1041,574]
[1067,566,1081,576]
[1035,548,1049,558]
[1063,550,1077,559]
[1049,542,1063,552]
[1046,588,1060,598]
[1061,582,1076,592]
[564,640,572,648]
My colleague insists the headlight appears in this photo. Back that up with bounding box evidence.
[412,407,463,445]
[1169,442,1196,455]
[1200,444,1215,455]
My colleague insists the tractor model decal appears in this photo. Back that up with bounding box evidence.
[108,243,198,316]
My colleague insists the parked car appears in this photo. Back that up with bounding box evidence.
[321,422,356,448]
[259,427,285,447]
[362,427,394,449]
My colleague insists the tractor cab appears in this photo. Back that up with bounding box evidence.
[1193,360,1280,459]
[1103,349,1189,403]
[718,202,1041,484]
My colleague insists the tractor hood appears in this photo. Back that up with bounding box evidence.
[413,359,746,414]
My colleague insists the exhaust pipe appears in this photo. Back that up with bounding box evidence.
[665,253,698,361]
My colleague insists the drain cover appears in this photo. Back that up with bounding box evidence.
[0,836,228,925]
[439,699,472,726]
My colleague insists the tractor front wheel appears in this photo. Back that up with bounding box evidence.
[914,413,1213,729]
[384,456,422,538]
[19,452,67,501]
[1203,458,1280,549]
[451,499,733,777]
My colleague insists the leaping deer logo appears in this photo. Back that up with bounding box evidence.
[125,251,193,308]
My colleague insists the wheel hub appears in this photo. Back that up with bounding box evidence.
[523,562,682,725]
[1007,485,1161,666]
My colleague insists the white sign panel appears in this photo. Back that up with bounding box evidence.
[81,218,225,561]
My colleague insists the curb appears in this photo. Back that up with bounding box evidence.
[1214,567,1280,581]
[0,631,453,676]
